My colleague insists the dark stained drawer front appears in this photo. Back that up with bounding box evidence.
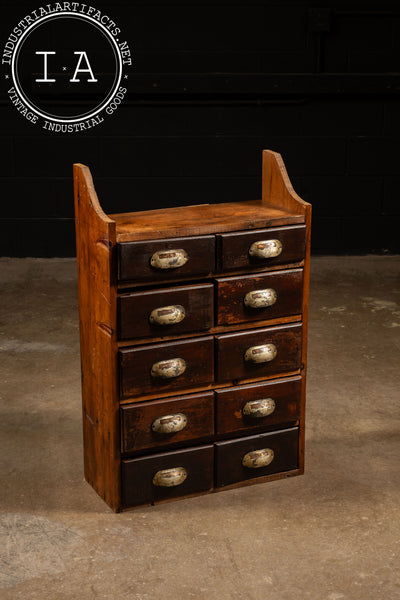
[216,323,302,383]
[122,444,214,507]
[218,225,306,272]
[216,376,301,436]
[216,268,303,326]
[121,391,214,453]
[118,283,214,340]
[215,427,299,487]
[119,336,214,399]
[118,235,215,282]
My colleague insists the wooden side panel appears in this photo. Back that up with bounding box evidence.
[262,150,309,214]
[73,163,120,511]
[299,204,312,473]
[263,150,311,476]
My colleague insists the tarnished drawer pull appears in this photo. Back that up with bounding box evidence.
[149,305,186,326]
[244,288,277,309]
[150,249,188,270]
[150,358,186,379]
[152,467,187,487]
[242,448,274,469]
[152,413,188,434]
[244,344,277,364]
[242,398,276,418]
[249,239,283,259]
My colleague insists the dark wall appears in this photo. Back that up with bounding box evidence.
[1,1,399,256]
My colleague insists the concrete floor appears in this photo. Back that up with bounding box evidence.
[1,256,400,599]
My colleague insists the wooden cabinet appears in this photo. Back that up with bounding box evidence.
[74,149,311,511]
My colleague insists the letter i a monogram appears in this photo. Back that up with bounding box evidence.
[35,50,98,83]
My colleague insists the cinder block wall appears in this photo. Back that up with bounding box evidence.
[0,2,398,256]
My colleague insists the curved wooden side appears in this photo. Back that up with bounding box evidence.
[73,163,120,511]
[262,149,311,476]
[262,149,309,214]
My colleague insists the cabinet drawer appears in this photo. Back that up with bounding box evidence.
[216,323,302,383]
[218,225,306,272]
[215,427,298,487]
[119,336,214,399]
[122,444,214,507]
[216,268,303,326]
[121,391,214,453]
[216,376,301,436]
[118,235,215,282]
[118,283,214,341]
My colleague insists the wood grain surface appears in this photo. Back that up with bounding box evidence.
[216,323,302,383]
[218,224,306,272]
[74,163,120,511]
[121,391,214,454]
[262,150,312,476]
[216,268,303,325]
[215,427,299,487]
[118,235,215,282]
[215,376,302,435]
[119,336,214,399]
[118,283,214,340]
[110,200,305,242]
[122,444,214,507]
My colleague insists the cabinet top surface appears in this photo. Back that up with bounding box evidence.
[109,200,305,243]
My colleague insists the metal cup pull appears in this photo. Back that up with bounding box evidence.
[150,249,188,270]
[242,448,275,469]
[150,358,186,379]
[244,288,277,309]
[149,305,186,326]
[244,344,277,364]
[248,239,283,259]
[242,398,276,418]
[152,413,188,434]
[152,467,187,487]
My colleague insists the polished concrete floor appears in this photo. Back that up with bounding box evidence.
[1,256,399,599]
